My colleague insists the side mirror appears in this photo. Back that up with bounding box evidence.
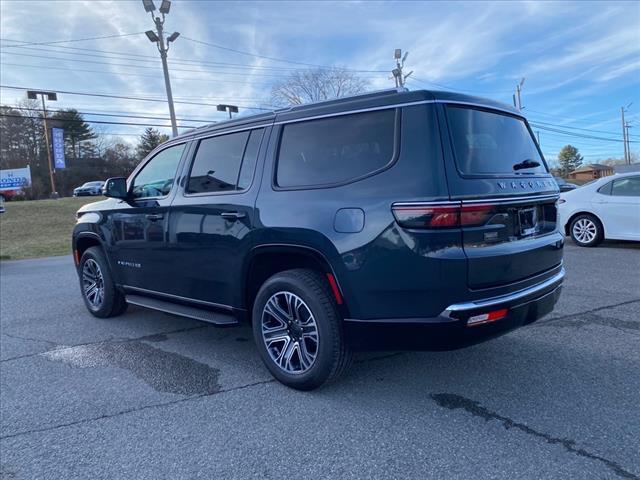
[103,177,128,199]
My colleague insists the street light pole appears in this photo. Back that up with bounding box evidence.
[27,90,58,198]
[143,0,179,137]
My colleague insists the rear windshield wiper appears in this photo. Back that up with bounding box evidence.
[513,159,541,171]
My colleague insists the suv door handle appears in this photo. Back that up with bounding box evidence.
[220,212,246,220]
[145,213,164,221]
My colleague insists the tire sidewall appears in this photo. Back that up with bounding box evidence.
[252,272,339,390]
[570,214,602,247]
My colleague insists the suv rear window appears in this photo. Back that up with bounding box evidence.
[446,105,545,175]
[276,109,396,188]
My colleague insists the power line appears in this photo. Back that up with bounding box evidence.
[179,35,387,73]
[531,124,638,143]
[0,112,196,129]
[6,106,215,124]
[1,32,145,48]
[0,85,274,111]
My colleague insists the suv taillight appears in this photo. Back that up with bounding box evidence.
[392,203,495,229]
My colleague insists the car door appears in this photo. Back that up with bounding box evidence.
[592,176,640,240]
[109,142,188,292]
[165,127,269,308]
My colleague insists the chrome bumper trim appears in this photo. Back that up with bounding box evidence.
[441,267,565,317]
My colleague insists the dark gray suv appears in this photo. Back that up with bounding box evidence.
[72,88,564,390]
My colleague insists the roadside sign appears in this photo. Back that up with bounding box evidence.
[0,166,32,192]
[52,127,66,169]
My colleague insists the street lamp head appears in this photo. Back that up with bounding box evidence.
[159,0,171,14]
[167,31,180,43]
[145,30,160,42]
[27,91,37,100]
[394,49,402,60]
[519,77,526,87]
[46,93,58,101]
[142,0,156,12]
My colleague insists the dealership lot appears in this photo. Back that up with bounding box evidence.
[1,242,639,479]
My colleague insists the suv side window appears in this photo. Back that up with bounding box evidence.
[611,176,640,197]
[131,143,186,200]
[186,128,264,194]
[276,109,396,188]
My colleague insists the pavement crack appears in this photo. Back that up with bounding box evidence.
[1,333,57,346]
[0,379,275,441]
[431,393,638,480]
[533,298,640,327]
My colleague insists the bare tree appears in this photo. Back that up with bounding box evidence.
[270,68,369,107]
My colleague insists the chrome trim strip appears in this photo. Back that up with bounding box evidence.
[393,194,559,208]
[178,123,273,144]
[273,100,436,125]
[441,267,565,316]
[461,194,559,204]
[122,285,238,311]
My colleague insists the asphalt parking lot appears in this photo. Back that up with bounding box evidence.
[1,242,639,479]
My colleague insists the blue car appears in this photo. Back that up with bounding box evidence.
[72,88,564,389]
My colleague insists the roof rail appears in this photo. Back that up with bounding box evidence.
[274,87,409,113]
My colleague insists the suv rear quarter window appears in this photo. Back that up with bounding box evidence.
[275,109,397,188]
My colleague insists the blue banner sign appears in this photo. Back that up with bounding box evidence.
[52,127,66,169]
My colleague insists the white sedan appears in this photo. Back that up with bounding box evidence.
[558,172,640,247]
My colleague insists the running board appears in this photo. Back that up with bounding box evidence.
[125,294,239,326]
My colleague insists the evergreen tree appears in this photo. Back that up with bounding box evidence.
[50,109,95,160]
[136,128,169,160]
[557,145,583,177]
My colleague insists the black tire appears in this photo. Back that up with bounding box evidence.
[569,214,604,247]
[252,269,352,390]
[78,246,127,318]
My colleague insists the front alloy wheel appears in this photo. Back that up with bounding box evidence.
[82,258,105,309]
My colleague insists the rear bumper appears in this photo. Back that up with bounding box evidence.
[344,267,564,351]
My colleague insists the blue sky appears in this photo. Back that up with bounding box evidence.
[1,0,639,165]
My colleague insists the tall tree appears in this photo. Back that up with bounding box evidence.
[136,128,170,160]
[270,68,369,106]
[50,109,95,160]
[557,145,584,176]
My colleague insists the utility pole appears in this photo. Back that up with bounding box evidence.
[26,90,58,198]
[515,77,525,110]
[621,103,632,164]
[391,49,413,88]
[143,0,179,137]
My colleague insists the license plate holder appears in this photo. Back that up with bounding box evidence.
[518,207,539,236]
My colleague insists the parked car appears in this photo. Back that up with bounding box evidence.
[553,176,578,192]
[73,181,105,197]
[72,88,565,390]
[558,172,640,247]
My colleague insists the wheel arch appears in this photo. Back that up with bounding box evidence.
[73,232,103,266]
[243,244,349,321]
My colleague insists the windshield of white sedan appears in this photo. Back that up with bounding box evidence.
[447,105,546,175]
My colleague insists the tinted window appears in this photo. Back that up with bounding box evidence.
[611,176,640,197]
[446,106,545,175]
[131,144,185,199]
[597,181,613,195]
[187,131,250,194]
[276,109,396,188]
[238,129,264,190]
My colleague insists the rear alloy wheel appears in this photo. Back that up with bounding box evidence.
[78,247,127,318]
[252,269,352,390]
[570,214,603,247]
